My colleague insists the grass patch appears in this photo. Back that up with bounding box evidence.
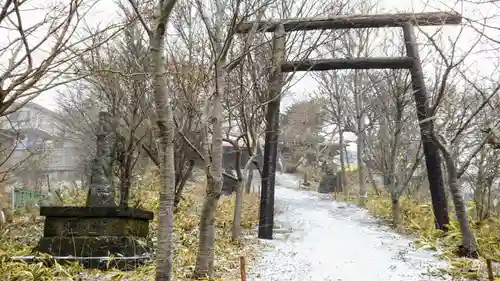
[335,191,500,280]
[0,170,260,280]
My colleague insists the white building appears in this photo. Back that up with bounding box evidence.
[0,102,82,189]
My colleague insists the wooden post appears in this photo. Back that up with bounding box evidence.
[258,24,285,240]
[402,22,450,231]
[240,256,247,281]
[486,258,494,281]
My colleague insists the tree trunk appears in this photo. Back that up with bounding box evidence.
[1,207,13,223]
[149,1,179,280]
[118,141,134,208]
[174,160,195,208]
[194,56,225,277]
[474,177,485,220]
[232,179,244,241]
[391,195,402,227]
[353,70,366,206]
[449,176,479,258]
[244,142,258,194]
[366,165,381,196]
[338,130,349,191]
[436,138,478,258]
[244,169,253,194]
[119,167,131,207]
[473,151,491,220]
[477,176,493,221]
[339,131,347,198]
[357,131,366,206]
[195,176,222,277]
[224,138,244,242]
[486,182,492,220]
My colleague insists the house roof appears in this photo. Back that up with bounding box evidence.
[0,102,67,140]
[20,128,58,140]
[0,128,18,139]
[19,102,55,115]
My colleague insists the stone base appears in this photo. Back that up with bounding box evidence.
[11,254,151,270]
[36,236,150,257]
[35,206,154,270]
[35,236,151,269]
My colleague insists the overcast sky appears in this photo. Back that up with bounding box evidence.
[282,0,500,109]
[2,0,499,151]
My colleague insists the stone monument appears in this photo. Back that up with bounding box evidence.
[318,169,341,194]
[35,112,154,269]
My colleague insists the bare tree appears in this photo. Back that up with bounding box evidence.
[0,0,127,217]
[315,70,351,196]
[0,0,123,116]
[279,98,325,172]
[57,13,153,207]
[310,0,382,206]
[148,1,178,279]
[125,0,179,279]
[366,67,424,226]
[432,84,500,257]
[222,35,269,194]
[191,0,262,275]
[56,90,99,184]
[222,137,245,241]
[470,134,500,220]
[413,7,500,256]
[167,3,210,207]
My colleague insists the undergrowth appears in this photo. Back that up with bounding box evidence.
[0,170,260,280]
[337,191,500,280]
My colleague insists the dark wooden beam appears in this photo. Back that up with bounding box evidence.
[402,22,450,231]
[235,12,462,33]
[281,57,414,72]
[258,24,285,240]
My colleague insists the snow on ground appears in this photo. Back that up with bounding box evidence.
[248,173,452,281]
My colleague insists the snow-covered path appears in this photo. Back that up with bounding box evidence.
[248,173,451,281]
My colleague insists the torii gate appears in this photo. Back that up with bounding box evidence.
[235,12,462,239]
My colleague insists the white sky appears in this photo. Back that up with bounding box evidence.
[283,0,500,108]
[3,0,500,132]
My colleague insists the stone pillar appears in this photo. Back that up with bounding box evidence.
[87,112,116,207]
[318,169,338,194]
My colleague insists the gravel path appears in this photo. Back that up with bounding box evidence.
[248,173,452,281]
